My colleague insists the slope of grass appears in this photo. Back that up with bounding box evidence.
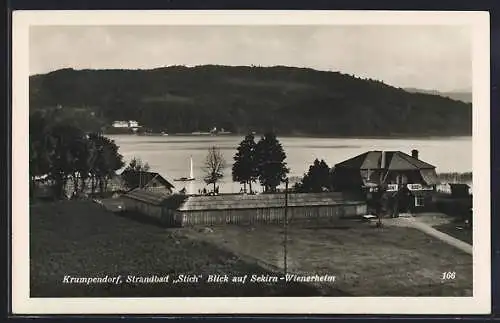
[29,200,322,297]
[184,220,473,296]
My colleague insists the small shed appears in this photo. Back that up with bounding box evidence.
[449,183,471,197]
[437,183,471,198]
[173,193,367,227]
[122,189,186,226]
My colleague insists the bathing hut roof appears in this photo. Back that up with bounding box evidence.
[124,189,186,208]
[120,170,175,190]
[176,192,362,212]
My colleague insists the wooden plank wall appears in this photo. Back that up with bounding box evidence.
[176,203,367,227]
[122,197,163,220]
[122,196,368,227]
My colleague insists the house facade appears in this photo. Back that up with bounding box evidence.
[332,149,440,212]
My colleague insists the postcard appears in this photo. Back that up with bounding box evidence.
[11,10,490,315]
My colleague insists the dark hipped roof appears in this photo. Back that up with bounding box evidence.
[335,151,435,170]
[120,170,174,189]
[177,193,364,212]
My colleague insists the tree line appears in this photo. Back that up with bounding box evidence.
[30,107,339,200]
[226,132,333,194]
[29,108,126,199]
[230,133,290,193]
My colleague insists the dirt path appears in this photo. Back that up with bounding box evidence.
[386,216,472,255]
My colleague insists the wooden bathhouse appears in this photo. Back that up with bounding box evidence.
[121,190,367,227]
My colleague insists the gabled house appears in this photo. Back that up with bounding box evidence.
[332,149,440,211]
[119,170,175,194]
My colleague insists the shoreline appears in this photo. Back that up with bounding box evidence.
[104,132,473,140]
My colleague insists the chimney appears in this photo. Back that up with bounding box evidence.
[411,149,419,160]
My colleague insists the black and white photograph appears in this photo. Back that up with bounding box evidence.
[12,10,490,314]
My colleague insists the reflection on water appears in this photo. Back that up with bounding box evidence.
[109,135,472,194]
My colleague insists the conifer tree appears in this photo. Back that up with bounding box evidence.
[232,133,258,193]
[255,132,289,193]
[296,159,332,193]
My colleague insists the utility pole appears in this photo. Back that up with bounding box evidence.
[283,178,289,275]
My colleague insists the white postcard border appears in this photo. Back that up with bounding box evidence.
[12,10,491,315]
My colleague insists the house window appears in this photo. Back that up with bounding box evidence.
[415,196,424,207]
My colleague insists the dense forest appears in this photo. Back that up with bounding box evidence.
[29,65,472,137]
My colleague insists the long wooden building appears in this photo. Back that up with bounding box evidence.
[121,189,367,227]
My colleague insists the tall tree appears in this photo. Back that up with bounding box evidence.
[125,157,150,172]
[29,112,51,196]
[121,157,150,190]
[255,132,289,193]
[232,133,257,193]
[89,134,124,194]
[295,159,332,193]
[29,108,125,200]
[68,135,92,197]
[203,146,225,192]
[45,123,85,199]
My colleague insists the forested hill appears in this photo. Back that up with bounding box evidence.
[29,65,472,137]
[404,88,472,104]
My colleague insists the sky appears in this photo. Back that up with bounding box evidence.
[29,25,472,92]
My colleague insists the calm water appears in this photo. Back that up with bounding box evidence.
[109,135,472,194]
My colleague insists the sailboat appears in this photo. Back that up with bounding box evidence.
[174,157,195,182]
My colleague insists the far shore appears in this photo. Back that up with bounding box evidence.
[104,132,473,140]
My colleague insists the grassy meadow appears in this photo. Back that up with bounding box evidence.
[29,200,324,297]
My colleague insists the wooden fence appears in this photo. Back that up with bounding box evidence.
[173,202,367,227]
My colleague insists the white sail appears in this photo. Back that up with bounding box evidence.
[189,157,194,179]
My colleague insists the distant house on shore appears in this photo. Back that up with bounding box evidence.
[119,170,175,194]
[111,120,141,133]
[112,120,140,128]
[332,149,440,211]
[121,190,367,227]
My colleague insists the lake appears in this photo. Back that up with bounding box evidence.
[108,135,472,194]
